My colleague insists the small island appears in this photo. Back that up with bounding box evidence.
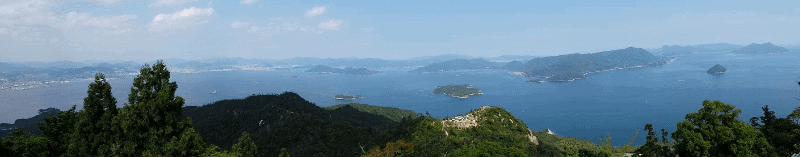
[707,64,727,74]
[526,79,546,84]
[433,84,483,99]
[334,94,362,100]
[306,65,378,75]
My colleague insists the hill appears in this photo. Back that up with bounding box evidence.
[306,65,379,75]
[182,92,420,157]
[0,108,60,137]
[519,47,668,82]
[324,103,419,122]
[730,42,789,54]
[409,106,619,156]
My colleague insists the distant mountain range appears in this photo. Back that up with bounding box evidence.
[730,42,789,54]
[655,43,745,56]
[306,65,379,75]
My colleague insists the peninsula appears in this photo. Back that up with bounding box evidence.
[433,84,483,99]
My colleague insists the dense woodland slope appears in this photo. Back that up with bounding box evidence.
[183,93,420,156]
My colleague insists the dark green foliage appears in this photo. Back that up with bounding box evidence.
[750,105,800,156]
[36,105,78,155]
[409,107,538,156]
[114,60,203,156]
[0,108,60,137]
[671,100,775,157]
[183,92,421,156]
[278,148,291,157]
[232,132,257,157]
[0,128,56,156]
[324,103,420,122]
[633,124,674,157]
[67,73,119,156]
[450,141,527,157]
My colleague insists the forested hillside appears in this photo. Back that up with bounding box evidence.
[183,93,421,156]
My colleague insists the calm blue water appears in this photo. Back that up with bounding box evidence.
[2,51,799,146]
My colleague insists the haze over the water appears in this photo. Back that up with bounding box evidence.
[1,0,799,62]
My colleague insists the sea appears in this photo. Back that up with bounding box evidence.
[2,51,799,146]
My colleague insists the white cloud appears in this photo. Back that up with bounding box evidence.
[318,19,343,30]
[98,0,119,4]
[240,0,257,5]
[152,0,198,7]
[230,21,249,28]
[305,6,326,18]
[62,12,138,34]
[63,12,138,29]
[0,0,57,25]
[248,26,260,32]
[149,7,214,32]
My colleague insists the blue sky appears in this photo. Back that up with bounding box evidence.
[1,0,798,62]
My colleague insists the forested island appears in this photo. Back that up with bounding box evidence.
[410,59,503,73]
[306,65,379,75]
[730,42,789,54]
[516,47,670,82]
[433,84,484,99]
[707,64,727,74]
[2,61,800,157]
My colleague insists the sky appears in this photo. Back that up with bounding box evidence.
[0,0,799,62]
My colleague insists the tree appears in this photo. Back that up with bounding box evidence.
[36,105,78,155]
[68,73,119,156]
[232,132,258,157]
[279,148,291,157]
[634,124,673,157]
[750,105,800,156]
[362,139,414,157]
[671,100,775,157]
[114,60,202,156]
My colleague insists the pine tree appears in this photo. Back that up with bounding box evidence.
[232,132,258,157]
[67,73,119,156]
[115,60,202,156]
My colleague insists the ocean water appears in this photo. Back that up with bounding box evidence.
[2,51,799,146]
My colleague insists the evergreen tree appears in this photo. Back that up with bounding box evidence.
[232,132,258,157]
[750,105,800,156]
[67,73,119,156]
[114,60,204,156]
[278,148,291,157]
[634,124,673,157]
[671,100,775,157]
[36,105,78,155]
